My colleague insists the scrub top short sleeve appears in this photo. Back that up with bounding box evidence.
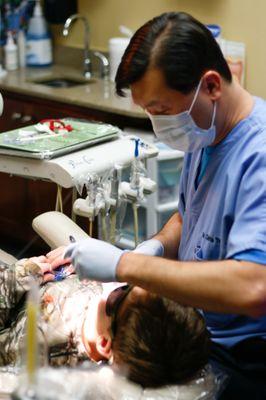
[226,143,266,258]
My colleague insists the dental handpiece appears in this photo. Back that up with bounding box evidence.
[53,236,76,281]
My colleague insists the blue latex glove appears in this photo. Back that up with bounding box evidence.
[64,238,124,282]
[133,239,164,257]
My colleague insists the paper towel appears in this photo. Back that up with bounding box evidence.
[108,37,130,81]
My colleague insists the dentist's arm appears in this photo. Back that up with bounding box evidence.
[117,252,266,318]
[152,212,182,259]
[62,236,266,316]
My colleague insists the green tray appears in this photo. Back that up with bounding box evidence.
[0,120,119,159]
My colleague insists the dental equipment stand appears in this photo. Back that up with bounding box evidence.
[0,136,158,189]
[0,135,158,245]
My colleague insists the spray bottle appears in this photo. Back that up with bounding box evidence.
[26,0,53,67]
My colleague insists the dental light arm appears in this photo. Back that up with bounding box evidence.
[109,168,121,244]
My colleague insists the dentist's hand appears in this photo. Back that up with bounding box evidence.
[64,238,124,282]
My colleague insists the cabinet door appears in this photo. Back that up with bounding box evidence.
[0,95,27,131]
[0,94,70,132]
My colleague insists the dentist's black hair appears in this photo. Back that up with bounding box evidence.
[115,12,232,97]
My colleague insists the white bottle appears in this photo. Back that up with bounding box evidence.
[26,0,53,67]
[4,31,18,71]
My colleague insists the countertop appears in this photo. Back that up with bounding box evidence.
[0,64,147,119]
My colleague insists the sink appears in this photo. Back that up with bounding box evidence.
[28,76,95,88]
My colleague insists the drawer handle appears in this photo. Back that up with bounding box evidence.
[11,112,22,120]
[21,115,33,123]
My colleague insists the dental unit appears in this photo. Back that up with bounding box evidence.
[72,138,157,246]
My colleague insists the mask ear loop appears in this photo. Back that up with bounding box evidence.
[189,79,217,128]
[188,79,203,114]
[210,101,217,127]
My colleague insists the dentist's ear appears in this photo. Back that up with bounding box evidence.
[96,334,113,360]
[0,92,3,116]
[203,71,222,100]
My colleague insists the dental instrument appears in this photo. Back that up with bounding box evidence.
[109,168,120,244]
[53,237,76,281]
[129,140,143,246]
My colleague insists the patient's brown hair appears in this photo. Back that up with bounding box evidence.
[112,295,210,387]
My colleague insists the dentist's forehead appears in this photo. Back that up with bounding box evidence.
[130,68,191,111]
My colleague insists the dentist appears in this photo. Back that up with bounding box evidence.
[49,12,266,399]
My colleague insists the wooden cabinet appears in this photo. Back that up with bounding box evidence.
[1,94,67,131]
[0,90,150,133]
[0,90,150,257]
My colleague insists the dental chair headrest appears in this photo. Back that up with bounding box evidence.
[32,211,90,249]
[14,365,218,400]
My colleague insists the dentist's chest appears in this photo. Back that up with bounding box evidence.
[178,156,237,262]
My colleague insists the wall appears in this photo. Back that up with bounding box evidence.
[52,0,265,97]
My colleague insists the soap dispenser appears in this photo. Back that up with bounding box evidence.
[26,0,53,67]
[4,31,18,71]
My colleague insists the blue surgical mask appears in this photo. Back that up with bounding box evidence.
[146,80,217,152]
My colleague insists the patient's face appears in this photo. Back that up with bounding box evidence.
[82,285,148,362]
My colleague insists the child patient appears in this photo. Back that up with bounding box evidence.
[0,255,210,388]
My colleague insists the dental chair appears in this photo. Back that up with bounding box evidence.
[0,211,88,265]
[0,249,17,265]
[0,211,221,399]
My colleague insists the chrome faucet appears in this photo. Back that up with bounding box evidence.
[63,14,92,79]
[93,51,109,79]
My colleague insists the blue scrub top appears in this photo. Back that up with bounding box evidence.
[178,96,266,348]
